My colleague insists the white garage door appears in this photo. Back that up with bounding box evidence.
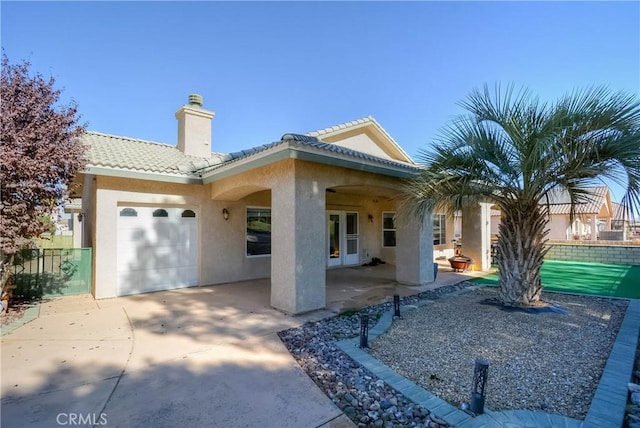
[117,207,198,296]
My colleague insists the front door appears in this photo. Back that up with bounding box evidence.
[327,211,359,267]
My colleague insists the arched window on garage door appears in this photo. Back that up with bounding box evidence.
[181,209,196,218]
[153,209,169,218]
[120,208,138,217]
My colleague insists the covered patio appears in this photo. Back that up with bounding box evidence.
[127,259,489,317]
[325,260,490,313]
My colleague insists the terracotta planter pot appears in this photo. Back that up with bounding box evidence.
[448,257,472,272]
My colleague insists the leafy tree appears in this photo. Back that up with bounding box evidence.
[39,214,58,236]
[404,85,640,306]
[0,54,86,301]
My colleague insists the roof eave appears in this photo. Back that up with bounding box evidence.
[84,165,202,184]
[290,146,419,179]
[201,143,419,184]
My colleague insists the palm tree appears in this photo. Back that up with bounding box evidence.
[404,85,640,306]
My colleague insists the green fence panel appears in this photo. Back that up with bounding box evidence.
[41,248,92,297]
[11,249,43,300]
[11,248,92,299]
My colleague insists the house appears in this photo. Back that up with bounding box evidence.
[490,186,617,241]
[70,94,470,315]
[612,202,639,239]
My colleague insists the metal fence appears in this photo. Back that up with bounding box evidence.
[11,248,92,299]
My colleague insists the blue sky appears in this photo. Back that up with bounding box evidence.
[2,1,639,199]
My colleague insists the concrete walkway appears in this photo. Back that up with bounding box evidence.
[338,290,640,428]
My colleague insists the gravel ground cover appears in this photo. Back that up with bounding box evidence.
[280,282,474,428]
[370,286,627,420]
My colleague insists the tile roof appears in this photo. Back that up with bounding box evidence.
[613,202,636,222]
[307,116,378,137]
[83,130,419,180]
[83,132,229,177]
[491,187,612,217]
[544,186,609,215]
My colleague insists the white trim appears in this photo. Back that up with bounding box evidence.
[433,213,446,246]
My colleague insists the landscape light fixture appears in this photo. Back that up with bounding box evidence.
[470,358,490,414]
[359,314,369,348]
[222,208,230,221]
[393,294,401,318]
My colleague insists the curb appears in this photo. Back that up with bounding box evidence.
[0,303,41,336]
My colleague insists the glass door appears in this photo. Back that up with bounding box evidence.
[345,212,359,265]
[327,211,359,267]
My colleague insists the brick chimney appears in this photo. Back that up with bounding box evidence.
[175,94,215,158]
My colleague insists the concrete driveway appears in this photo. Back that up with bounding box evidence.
[1,281,352,428]
[1,262,483,428]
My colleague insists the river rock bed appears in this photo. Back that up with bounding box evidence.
[279,282,473,428]
[370,286,627,420]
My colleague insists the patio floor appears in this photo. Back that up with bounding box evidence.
[325,259,489,313]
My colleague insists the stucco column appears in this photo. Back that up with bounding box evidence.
[591,216,598,240]
[461,202,492,271]
[270,171,326,315]
[93,187,119,298]
[395,210,434,285]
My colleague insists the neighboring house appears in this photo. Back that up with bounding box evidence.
[491,186,616,241]
[70,94,449,315]
[612,202,639,239]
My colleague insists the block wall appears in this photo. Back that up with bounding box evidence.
[544,241,640,266]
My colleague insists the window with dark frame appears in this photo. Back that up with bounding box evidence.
[382,212,396,247]
[153,209,169,218]
[247,207,271,256]
[120,208,138,217]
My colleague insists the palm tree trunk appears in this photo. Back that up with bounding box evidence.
[496,200,549,305]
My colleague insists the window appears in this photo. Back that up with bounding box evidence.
[433,213,446,245]
[153,209,169,218]
[181,209,196,218]
[382,212,396,247]
[247,207,271,256]
[120,208,138,217]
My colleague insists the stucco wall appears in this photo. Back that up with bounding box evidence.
[547,215,570,240]
[200,190,271,285]
[490,214,589,241]
[329,133,393,161]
